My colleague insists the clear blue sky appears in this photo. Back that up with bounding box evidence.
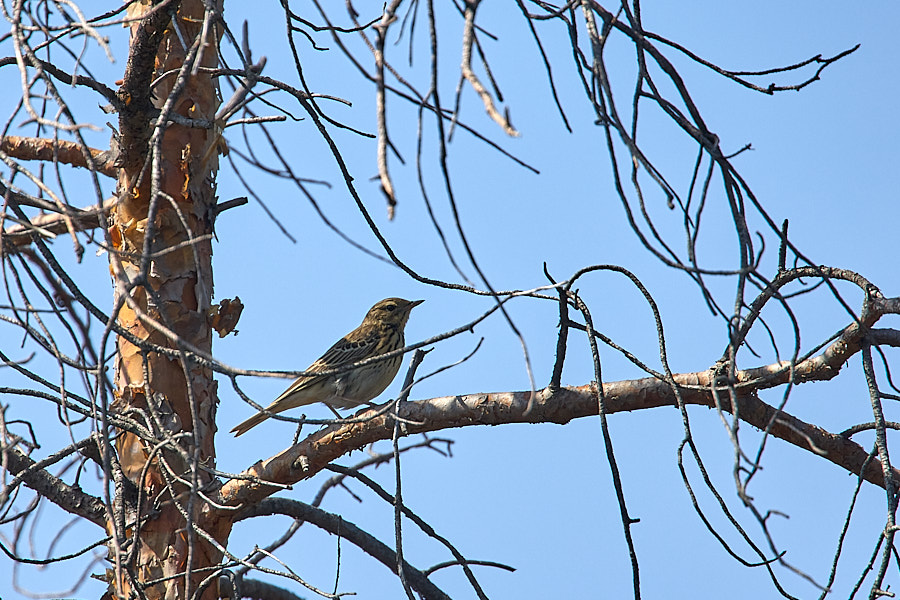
[2,1,898,599]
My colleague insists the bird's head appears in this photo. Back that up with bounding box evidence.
[362,297,424,329]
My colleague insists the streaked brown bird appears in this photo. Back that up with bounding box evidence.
[230,297,423,436]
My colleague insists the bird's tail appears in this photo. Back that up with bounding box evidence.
[230,411,269,437]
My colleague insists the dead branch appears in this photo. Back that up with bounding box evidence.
[2,197,116,249]
[218,347,900,512]
[0,136,117,177]
[237,498,451,600]
[0,443,106,527]
[219,288,900,508]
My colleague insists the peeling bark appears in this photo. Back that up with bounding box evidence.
[108,1,225,598]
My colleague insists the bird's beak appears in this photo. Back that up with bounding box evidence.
[408,299,424,308]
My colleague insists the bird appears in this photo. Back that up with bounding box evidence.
[230,297,423,436]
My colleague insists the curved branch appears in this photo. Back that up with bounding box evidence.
[237,498,451,600]
[642,32,859,95]
[234,578,305,600]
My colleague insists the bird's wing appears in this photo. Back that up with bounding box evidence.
[313,332,381,368]
[269,332,381,404]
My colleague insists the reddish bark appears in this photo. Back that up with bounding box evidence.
[108,2,226,598]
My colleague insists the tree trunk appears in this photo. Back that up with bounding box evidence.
[107,1,225,598]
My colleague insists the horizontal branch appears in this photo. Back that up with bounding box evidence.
[2,197,116,249]
[3,194,247,252]
[0,135,117,177]
[218,315,900,509]
[217,375,896,511]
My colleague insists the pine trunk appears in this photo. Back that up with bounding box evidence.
[108,1,226,597]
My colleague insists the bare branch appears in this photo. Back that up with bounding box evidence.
[0,443,106,527]
[237,498,451,600]
[219,353,900,511]
[0,136,117,177]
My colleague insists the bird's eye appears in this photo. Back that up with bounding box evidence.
[384,304,396,312]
